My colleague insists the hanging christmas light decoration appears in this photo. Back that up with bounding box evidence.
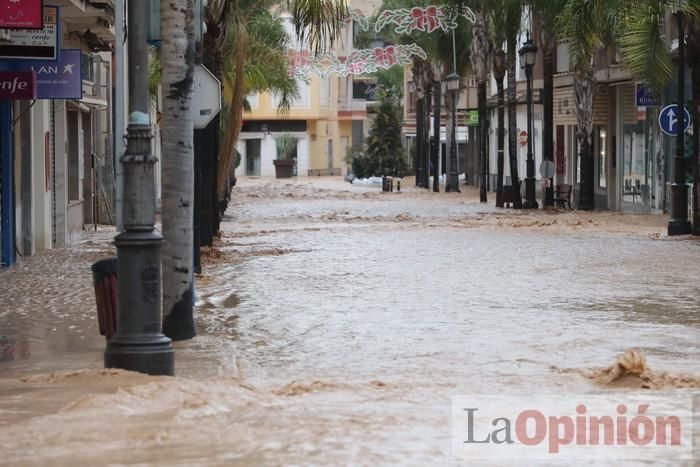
[286,5,474,80]
[288,44,427,80]
[373,5,475,34]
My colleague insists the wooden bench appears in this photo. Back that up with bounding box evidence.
[554,184,572,209]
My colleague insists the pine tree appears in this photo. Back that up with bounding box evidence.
[364,91,407,177]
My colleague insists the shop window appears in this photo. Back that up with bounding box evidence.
[597,128,607,188]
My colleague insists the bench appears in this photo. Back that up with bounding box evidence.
[554,184,572,209]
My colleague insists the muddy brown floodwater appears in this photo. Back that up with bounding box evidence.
[0,177,698,466]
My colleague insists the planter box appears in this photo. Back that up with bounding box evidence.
[273,159,294,178]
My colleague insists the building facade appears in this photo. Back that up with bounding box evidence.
[238,9,371,177]
[0,1,116,267]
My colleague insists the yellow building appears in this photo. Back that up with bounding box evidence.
[238,10,371,177]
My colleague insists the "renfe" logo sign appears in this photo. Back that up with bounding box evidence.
[0,71,37,99]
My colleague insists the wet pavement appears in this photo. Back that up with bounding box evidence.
[0,177,698,465]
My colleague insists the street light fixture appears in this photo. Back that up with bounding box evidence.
[519,35,538,209]
[445,71,461,192]
[668,0,692,235]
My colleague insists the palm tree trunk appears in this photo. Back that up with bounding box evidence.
[495,77,505,207]
[161,0,196,340]
[432,80,441,192]
[479,81,488,202]
[416,96,425,187]
[217,19,246,204]
[575,68,596,211]
[542,45,555,207]
[424,84,433,189]
[507,41,522,209]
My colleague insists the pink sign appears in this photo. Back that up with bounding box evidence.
[0,71,37,99]
[0,0,43,29]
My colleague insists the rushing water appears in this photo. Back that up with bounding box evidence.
[0,178,698,465]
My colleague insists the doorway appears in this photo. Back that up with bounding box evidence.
[245,139,261,176]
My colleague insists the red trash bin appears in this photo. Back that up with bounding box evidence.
[91,257,118,339]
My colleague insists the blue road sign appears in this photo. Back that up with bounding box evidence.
[635,83,659,107]
[659,104,692,136]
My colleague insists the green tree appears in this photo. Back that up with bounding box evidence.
[557,0,622,210]
[363,91,407,177]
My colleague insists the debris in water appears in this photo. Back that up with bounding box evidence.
[585,349,700,389]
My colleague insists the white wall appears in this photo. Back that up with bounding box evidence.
[31,100,52,250]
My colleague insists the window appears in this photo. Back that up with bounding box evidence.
[597,128,607,188]
[247,93,259,109]
[81,53,94,82]
[320,78,329,107]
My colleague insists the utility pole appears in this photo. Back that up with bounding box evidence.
[105,0,175,375]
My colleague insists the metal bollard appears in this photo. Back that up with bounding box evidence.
[397,180,401,192]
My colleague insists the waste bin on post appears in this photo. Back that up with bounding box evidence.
[382,176,394,192]
[92,257,118,339]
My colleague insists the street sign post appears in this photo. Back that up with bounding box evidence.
[659,104,692,136]
[539,160,555,179]
[192,65,221,129]
[518,130,528,147]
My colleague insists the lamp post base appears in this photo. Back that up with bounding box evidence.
[105,335,175,376]
[668,220,692,236]
[446,173,460,192]
[523,177,538,209]
[668,183,692,236]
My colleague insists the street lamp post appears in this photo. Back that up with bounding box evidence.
[105,0,175,375]
[668,1,692,235]
[520,36,538,209]
[445,26,461,193]
[445,72,461,192]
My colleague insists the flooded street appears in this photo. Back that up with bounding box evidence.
[1,177,699,465]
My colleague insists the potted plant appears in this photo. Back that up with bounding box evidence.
[273,134,297,178]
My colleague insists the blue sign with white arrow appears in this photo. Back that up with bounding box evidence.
[658,104,692,136]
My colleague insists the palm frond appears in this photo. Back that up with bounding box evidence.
[290,0,348,54]
[618,0,673,93]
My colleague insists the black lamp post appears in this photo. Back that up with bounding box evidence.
[446,28,461,193]
[105,0,174,375]
[668,0,692,235]
[519,35,538,209]
[445,72,461,192]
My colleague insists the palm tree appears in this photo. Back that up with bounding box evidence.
[217,5,300,203]
[470,8,491,202]
[557,0,621,211]
[503,0,523,209]
[161,0,197,340]
[487,0,510,207]
[214,0,348,205]
[531,0,567,208]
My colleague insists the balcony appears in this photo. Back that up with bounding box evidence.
[337,98,367,119]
